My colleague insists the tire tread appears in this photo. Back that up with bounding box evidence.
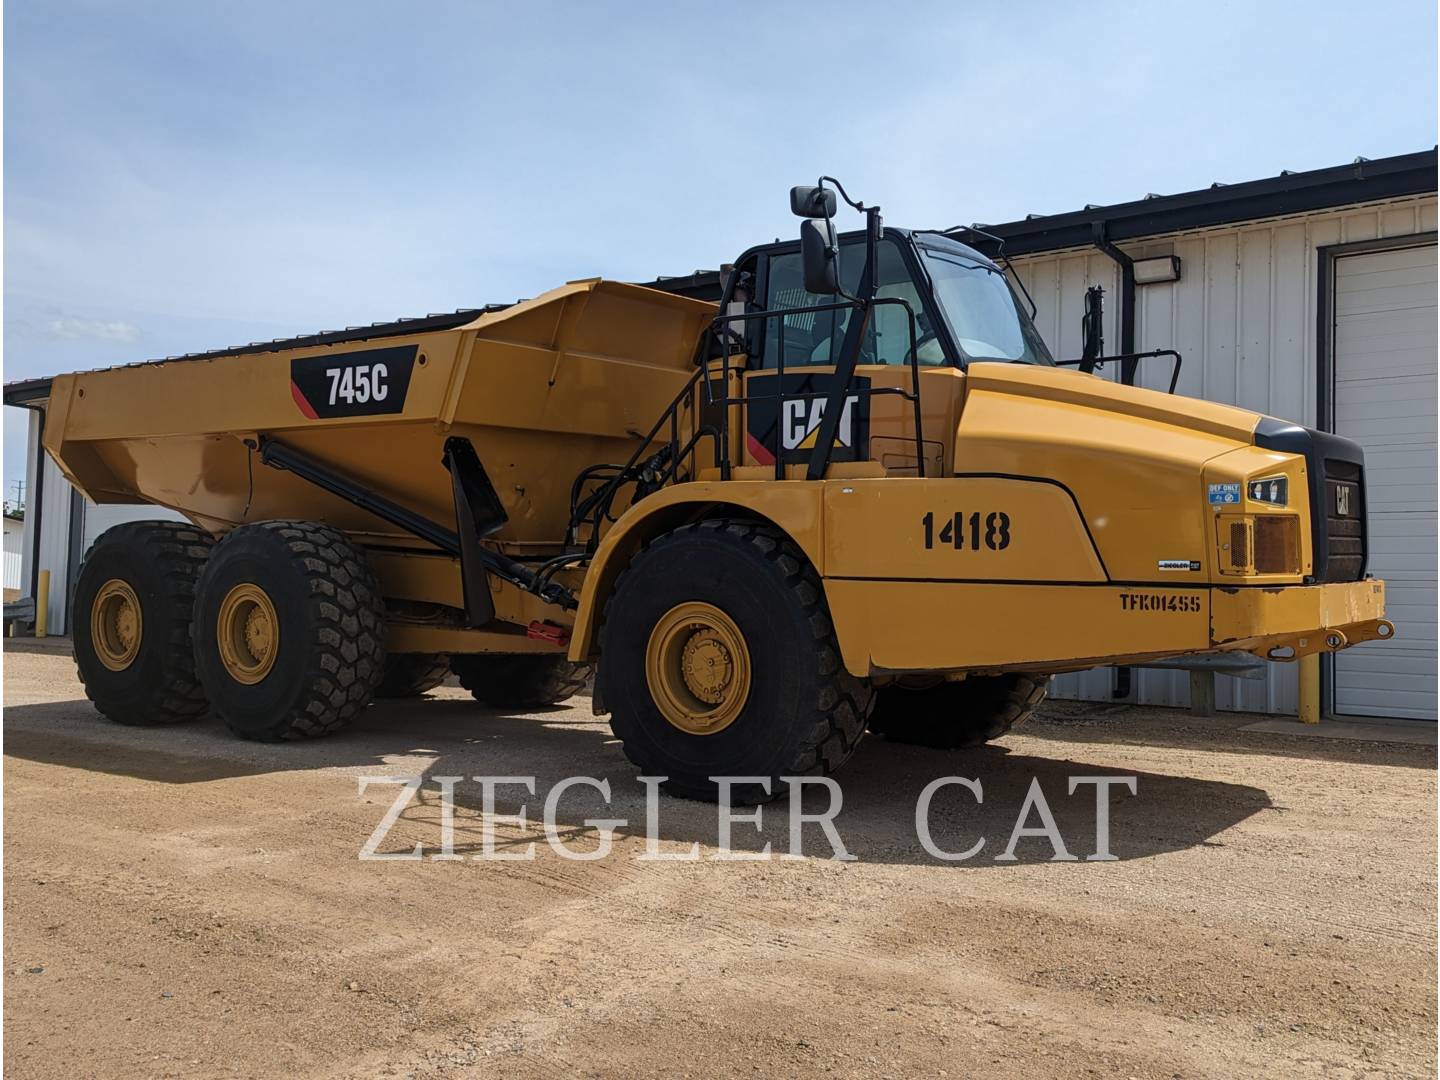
[76,521,214,725]
[599,518,872,802]
[200,520,385,741]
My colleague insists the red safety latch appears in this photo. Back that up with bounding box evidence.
[526,620,571,646]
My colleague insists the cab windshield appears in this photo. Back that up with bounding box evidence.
[917,243,1053,365]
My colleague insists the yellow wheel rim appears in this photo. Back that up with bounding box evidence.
[645,601,751,735]
[91,579,143,672]
[216,583,279,684]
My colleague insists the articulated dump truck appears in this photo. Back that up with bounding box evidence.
[34,181,1392,802]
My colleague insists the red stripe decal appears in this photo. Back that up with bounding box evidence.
[746,432,775,465]
[290,380,319,419]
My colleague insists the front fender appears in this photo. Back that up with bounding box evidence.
[567,482,826,662]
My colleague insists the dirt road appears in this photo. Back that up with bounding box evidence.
[4,646,1435,1078]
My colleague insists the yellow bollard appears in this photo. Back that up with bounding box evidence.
[35,569,50,639]
[1298,652,1320,724]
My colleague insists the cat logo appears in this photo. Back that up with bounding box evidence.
[743,372,870,466]
[782,395,859,450]
[1335,484,1352,518]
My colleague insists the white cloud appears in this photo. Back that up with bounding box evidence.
[47,317,141,343]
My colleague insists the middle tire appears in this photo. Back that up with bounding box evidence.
[597,519,872,804]
[193,520,386,741]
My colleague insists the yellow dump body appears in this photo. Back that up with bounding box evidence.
[41,280,719,651]
[44,279,715,548]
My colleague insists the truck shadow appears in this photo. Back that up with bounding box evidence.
[2,694,1278,866]
[1019,708,1437,769]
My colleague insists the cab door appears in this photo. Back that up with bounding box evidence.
[743,237,961,476]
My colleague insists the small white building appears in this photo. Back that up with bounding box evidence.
[3,510,24,601]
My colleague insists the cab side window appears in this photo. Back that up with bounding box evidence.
[760,239,946,368]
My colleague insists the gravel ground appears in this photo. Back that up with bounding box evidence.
[3,646,1435,1079]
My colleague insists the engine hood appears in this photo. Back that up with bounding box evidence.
[963,362,1263,443]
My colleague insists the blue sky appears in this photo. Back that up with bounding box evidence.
[4,0,1436,499]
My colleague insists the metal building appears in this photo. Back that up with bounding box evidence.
[982,150,1436,720]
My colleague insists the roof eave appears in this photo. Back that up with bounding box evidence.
[975,149,1437,257]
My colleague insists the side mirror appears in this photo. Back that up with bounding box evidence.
[800,218,839,295]
[790,185,837,219]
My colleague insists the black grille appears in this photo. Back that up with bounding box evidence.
[1254,420,1369,585]
[1322,459,1365,582]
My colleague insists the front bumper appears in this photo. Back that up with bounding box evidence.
[821,577,1392,677]
[1211,579,1393,661]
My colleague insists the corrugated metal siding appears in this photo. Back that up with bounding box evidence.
[1006,195,1437,714]
[34,447,74,634]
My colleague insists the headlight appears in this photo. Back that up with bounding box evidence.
[1247,476,1288,506]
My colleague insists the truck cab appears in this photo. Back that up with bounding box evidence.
[717,227,1043,478]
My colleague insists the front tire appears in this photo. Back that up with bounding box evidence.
[597,519,872,804]
[72,521,214,726]
[868,673,1050,748]
[193,521,385,741]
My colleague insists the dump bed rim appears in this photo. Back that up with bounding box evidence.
[3,278,719,408]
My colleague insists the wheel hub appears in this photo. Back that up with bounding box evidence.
[645,602,752,735]
[681,632,734,704]
[217,583,280,684]
[91,579,143,672]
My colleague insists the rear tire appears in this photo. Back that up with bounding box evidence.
[450,653,591,708]
[72,521,214,726]
[868,673,1050,748]
[193,521,385,741]
[377,653,450,698]
[596,519,872,805]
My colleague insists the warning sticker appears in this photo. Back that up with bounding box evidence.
[1207,483,1241,505]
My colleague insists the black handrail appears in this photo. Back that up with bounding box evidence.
[565,296,929,557]
[704,295,925,479]
[1055,348,1184,394]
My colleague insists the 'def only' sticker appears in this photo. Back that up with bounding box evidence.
[1207,482,1241,505]
[290,345,418,420]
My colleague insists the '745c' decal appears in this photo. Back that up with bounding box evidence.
[289,344,418,420]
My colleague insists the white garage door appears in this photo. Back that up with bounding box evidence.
[1331,242,1437,720]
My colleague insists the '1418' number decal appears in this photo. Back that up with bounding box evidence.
[922,511,1011,551]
